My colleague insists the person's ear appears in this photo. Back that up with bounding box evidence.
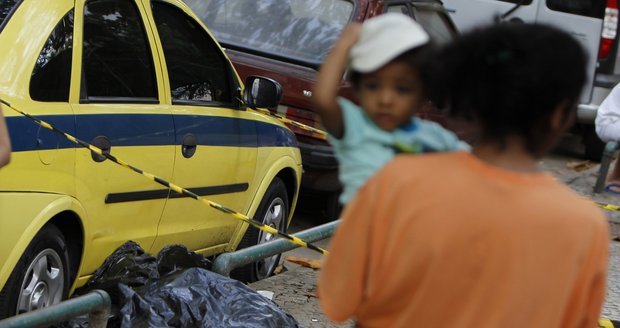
[533,99,576,158]
[550,99,576,133]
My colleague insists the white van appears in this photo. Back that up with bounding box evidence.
[442,0,620,160]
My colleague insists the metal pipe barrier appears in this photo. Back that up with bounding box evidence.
[0,290,111,328]
[594,141,620,193]
[213,220,340,276]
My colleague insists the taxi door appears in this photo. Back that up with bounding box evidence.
[71,0,175,274]
[145,1,258,255]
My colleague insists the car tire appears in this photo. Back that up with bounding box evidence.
[583,125,606,162]
[0,224,70,319]
[323,191,342,222]
[231,177,289,283]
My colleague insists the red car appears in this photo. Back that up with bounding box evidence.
[185,0,474,218]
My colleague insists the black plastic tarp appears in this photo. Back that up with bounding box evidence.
[59,241,299,328]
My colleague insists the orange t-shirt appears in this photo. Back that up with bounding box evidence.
[318,152,608,328]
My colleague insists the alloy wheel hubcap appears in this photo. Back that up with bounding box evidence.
[256,197,285,279]
[17,249,64,314]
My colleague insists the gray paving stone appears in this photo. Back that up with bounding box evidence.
[603,241,620,319]
[248,159,620,325]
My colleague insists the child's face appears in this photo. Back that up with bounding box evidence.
[356,60,424,131]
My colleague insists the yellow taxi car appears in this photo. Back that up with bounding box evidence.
[0,0,302,318]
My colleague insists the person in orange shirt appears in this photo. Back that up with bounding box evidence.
[0,105,10,168]
[318,23,609,328]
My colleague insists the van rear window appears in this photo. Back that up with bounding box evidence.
[0,0,21,32]
[546,0,606,19]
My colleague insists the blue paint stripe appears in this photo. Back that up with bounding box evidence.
[173,114,258,148]
[6,113,297,152]
[7,115,76,153]
[74,114,175,147]
[257,119,299,148]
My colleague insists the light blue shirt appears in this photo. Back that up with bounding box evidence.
[329,98,469,204]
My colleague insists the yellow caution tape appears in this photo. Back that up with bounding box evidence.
[596,202,620,211]
[600,318,617,328]
[1,99,329,256]
[249,106,328,139]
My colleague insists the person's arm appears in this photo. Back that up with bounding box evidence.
[0,106,11,168]
[312,24,360,139]
[595,83,620,142]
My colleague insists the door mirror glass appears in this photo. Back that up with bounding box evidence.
[243,76,282,108]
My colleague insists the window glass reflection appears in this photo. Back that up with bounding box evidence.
[186,0,354,65]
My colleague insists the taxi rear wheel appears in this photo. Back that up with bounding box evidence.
[0,224,70,319]
[231,177,289,283]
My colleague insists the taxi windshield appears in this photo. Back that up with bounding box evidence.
[185,0,354,66]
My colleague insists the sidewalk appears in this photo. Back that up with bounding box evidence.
[248,158,620,326]
[249,266,350,328]
[250,239,620,327]
[549,161,620,319]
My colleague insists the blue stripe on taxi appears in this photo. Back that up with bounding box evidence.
[6,114,297,152]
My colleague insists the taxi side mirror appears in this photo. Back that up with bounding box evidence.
[243,76,283,109]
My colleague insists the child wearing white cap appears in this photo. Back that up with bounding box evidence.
[313,13,468,206]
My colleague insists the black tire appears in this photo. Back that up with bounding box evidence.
[231,177,289,283]
[0,224,70,319]
[583,125,606,162]
[322,191,342,222]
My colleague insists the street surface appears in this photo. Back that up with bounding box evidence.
[283,132,620,323]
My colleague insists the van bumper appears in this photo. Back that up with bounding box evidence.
[577,73,620,123]
[577,103,598,123]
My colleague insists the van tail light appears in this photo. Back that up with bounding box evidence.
[599,0,619,60]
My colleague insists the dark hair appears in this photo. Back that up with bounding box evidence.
[421,23,587,155]
[349,43,434,88]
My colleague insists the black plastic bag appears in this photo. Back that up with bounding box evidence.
[60,241,299,328]
[116,268,299,327]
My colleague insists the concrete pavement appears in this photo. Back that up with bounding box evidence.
[248,153,620,326]
[543,159,620,319]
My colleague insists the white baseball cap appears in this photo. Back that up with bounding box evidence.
[349,13,430,73]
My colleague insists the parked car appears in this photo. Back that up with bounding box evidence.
[185,0,475,219]
[0,0,302,318]
[442,0,620,160]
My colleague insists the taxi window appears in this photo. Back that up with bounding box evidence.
[82,0,157,102]
[0,0,21,32]
[30,10,73,102]
[546,0,606,18]
[151,1,232,105]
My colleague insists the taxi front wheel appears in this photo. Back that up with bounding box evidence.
[0,224,70,319]
[231,177,289,283]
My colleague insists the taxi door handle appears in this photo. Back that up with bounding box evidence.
[182,133,197,158]
[91,136,111,163]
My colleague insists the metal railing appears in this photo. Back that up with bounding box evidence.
[213,220,339,276]
[594,141,619,193]
[0,221,339,327]
[0,290,110,328]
